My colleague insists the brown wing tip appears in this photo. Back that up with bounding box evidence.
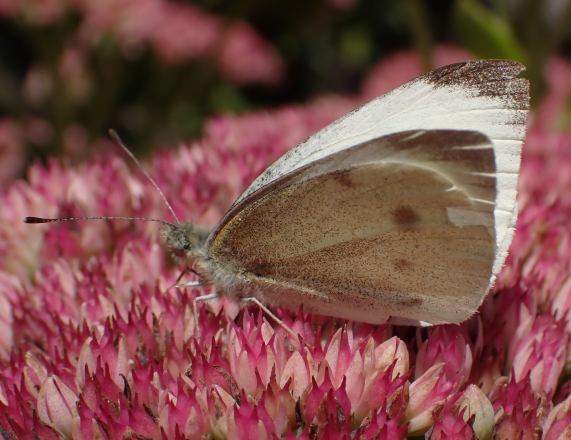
[419,59,529,110]
[424,59,526,82]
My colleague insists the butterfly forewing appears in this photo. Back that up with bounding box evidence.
[207,130,497,324]
[234,60,529,276]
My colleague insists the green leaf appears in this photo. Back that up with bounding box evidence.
[453,0,527,63]
[339,26,373,69]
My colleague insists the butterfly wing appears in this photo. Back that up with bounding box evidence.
[206,130,497,324]
[233,60,529,276]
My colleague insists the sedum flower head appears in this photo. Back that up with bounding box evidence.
[0,47,570,438]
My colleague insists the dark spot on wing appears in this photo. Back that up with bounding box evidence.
[332,170,354,188]
[393,258,412,272]
[392,206,420,226]
[249,259,277,277]
[396,296,423,307]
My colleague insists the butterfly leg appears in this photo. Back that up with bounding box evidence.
[168,266,202,290]
[192,292,220,336]
[177,279,204,288]
[176,266,197,282]
[241,296,298,340]
[194,292,219,302]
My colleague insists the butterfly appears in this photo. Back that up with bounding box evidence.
[28,60,530,326]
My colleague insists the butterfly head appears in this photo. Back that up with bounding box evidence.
[163,222,209,259]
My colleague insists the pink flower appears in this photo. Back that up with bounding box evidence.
[535,57,571,131]
[415,326,474,390]
[543,395,571,440]
[2,0,285,86]
[407,363,451,435]
[509,314,567,399]
[0,47,570,437]
[76,0,284,84]
[456,385,495,440]
[0,273,17,358]
[427,394,475,440]
[37,375,79,437]
[215,22,284,85]
[490,376,543,438]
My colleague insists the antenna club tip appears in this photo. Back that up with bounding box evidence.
[24,216,51,224]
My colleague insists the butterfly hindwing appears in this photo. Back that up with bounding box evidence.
[207,130,497,324]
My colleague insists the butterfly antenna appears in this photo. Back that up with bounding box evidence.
[108,129,181,224]
[24,215,176,228]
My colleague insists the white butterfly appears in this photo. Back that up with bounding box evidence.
[28,60,530,326]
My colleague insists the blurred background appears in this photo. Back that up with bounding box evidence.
[0,0,570,185]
